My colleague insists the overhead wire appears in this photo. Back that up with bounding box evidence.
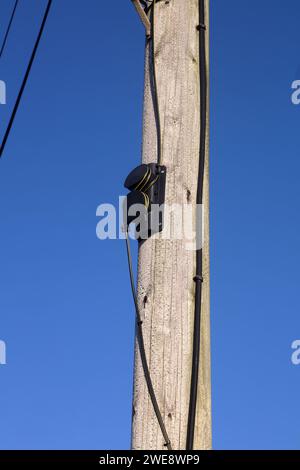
[0,0,53,159]
[0,0,19,58]
[186,0,208,450]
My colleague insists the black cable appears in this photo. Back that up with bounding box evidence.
[150,0,162,165]
[0,0,53,159]
[125,231,172,451]
[126,0,170,449]
[186,0,207,450]
[0,0,19,58]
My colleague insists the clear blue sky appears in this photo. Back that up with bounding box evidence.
[0,0,299,450]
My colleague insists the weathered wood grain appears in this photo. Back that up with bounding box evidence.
[131,0,211,450]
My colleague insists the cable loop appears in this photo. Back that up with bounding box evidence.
[125,230,172,450]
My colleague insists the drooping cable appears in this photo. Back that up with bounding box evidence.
[150,0,162,165]
[186,0,207,450]
[125,231,172,450]
[0,0,53,159]
[0,0,19,58]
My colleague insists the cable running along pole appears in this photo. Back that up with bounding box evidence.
[126,0,171,450]
[186,0,208,450]
[0,0,53,159]
[0,0,19,58]
[150,0,162,165]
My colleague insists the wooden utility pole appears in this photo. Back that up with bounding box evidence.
[131,0,211,450]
